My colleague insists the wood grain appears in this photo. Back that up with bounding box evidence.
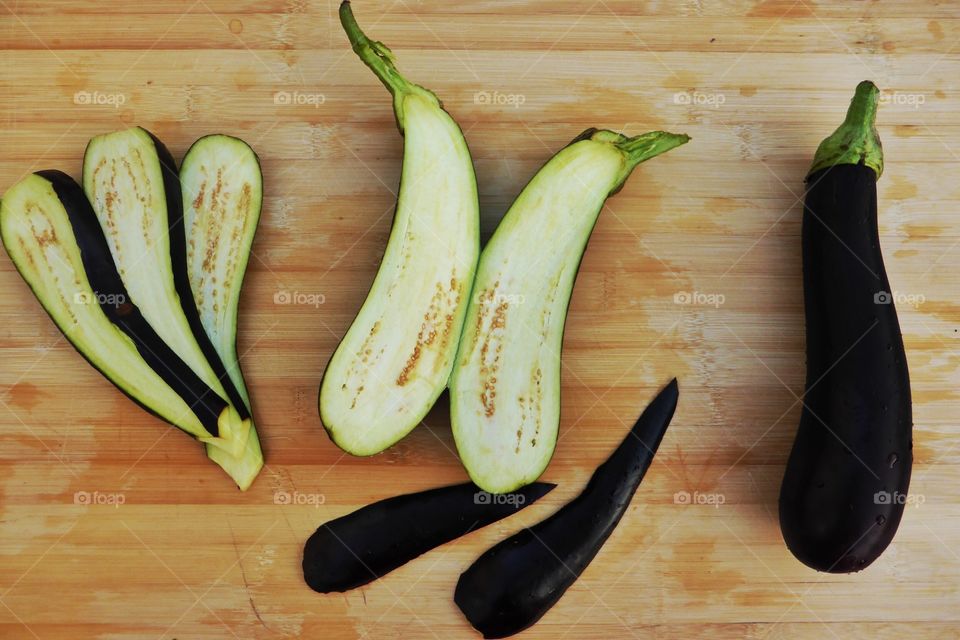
[1,1,959,638]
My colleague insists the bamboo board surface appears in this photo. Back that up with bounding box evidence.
[1,1,959,638]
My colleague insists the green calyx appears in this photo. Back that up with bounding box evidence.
[809,80,884,179]
[584,129,690,189]
[339,1,439,129]
[615,130,691,170]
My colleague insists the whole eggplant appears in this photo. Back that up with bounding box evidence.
[779,81,912,573]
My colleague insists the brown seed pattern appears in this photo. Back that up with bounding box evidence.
[475,282,508,418]
[344,320,383,407]
[397,275,460,386]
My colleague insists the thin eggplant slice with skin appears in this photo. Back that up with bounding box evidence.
[82,127,252,459]
[449,129,689,494]
[318,1,480,456]
[180,134,265,490]
[0,171,259,487]
[779,81,912,573]
[180,134,263,412]
[455,379,678,638]
[302,481,555,593]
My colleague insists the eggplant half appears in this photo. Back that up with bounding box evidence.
[180,135,265,480]
[779,81,912,573]
[302,481,555,593]
[449,129,688,493]
[455,379,678,638]
[319,1,480,456]
[0,171,257,486]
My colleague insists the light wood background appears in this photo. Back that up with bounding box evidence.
[2,1,959,638]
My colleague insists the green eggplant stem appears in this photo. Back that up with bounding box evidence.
[339,1,408,95]
[339,0,438,128]
[618,131,691,169]
[809,80,884,179]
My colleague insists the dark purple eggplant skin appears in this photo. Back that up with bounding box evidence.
[779,163,912,573]
[454,379,678,639]
[142,130,252,421]
[302,481,556,593]
[37,169,226,435]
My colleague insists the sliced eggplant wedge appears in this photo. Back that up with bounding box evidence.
[302,481,555,593]
[449,129,689,493]
[180,134,263,412]
[319,2,480,455]
[82,127,252,459]
[0,171,259,489]
[180,134,265,489]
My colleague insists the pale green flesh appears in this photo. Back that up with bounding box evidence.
[180,135,265,489]
[82,127,250,459]
[450,139,626,493]
[320,93,480,455]
[180,135,262,411]
[450,130,689,493]
[206,428,263,492]
[0,174,209,439]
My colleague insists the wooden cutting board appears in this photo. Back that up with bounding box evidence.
[1,1,958,638]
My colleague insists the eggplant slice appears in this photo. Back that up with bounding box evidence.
[455,380,678,638]
[0,172,250,464]
[180,134,263,411]
[449,129,689,493]
[180,134,265,487]
[302,481,555,593]
[318,2,480,456]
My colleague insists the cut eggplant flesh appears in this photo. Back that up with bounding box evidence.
[180,134,263,411]
[180,134,265,490]
[82,127,250,457]
[450,129,689,493]
[0,171,223,442]
[318,2,480,456]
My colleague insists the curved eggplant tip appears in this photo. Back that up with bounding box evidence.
[518,481,557,503]
[453,579,524,640]
[654,377,680,408]
[778,499,894,573]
